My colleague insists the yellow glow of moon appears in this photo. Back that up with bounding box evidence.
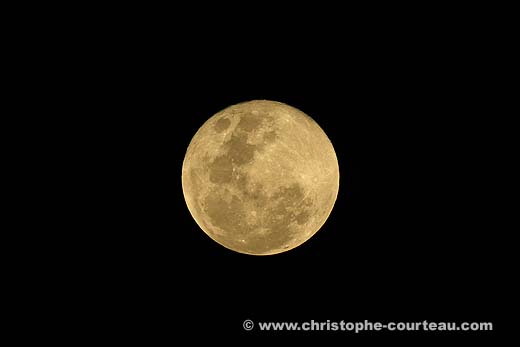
[182,100,339,255]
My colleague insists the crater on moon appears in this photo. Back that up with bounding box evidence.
[182,100,339,255]
[214,117,230,133]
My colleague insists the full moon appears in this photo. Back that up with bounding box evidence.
[182,100,339,255]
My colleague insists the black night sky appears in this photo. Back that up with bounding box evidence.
[56,8,510,342]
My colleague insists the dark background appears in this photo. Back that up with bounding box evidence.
[104,47,503,338]
[35,6,512,341]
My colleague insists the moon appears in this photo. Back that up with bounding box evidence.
[182,100,339,255]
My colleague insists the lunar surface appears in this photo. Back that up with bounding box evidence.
[182,100,339,255]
